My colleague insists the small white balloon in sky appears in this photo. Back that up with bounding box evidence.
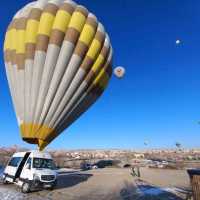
[176,39,181,45]
[114,66,125,78]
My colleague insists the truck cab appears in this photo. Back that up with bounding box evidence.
[3,151,57,193]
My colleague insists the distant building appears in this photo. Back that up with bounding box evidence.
[134,153,145,159]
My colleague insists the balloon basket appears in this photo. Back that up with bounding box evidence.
[187,169,200,200]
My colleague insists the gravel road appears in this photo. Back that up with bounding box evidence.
[0,168,190,200]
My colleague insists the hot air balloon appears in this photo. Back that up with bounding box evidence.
[176,39,181,45]
[175,142,182,149]
[114,66,125,78]
[4,0,113,151]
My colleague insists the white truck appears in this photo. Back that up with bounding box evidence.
[2,151,57,193]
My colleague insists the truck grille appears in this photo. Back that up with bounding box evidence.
[41,175,55,181]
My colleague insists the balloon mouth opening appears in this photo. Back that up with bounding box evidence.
[22,138,48,151]
[23,138,38,144]
[20,123,55,151]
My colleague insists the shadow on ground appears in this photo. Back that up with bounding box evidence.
[28,172,93,194]
[56,173,93,190]
[120,180,183,200]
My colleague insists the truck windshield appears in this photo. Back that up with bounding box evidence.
[33,158,56,169]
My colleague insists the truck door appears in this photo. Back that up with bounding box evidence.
[14,152,31,181]
[5,157,23,182]
[20,157,33,182]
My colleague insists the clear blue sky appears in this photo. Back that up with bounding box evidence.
[1,0,200,150]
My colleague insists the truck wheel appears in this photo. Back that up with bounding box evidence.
[21,182,31,193]
[2,176,8,184]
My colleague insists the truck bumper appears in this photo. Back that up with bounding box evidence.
[33,179,57,189]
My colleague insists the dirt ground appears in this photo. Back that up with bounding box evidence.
[0,168,190,200]
[140,168,190,188]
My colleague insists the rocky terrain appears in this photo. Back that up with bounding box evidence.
[0,146,200,169]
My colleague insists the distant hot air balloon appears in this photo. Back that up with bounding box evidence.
[114,66,125,78]
[4,0,113,151]
[144,140,149,146]
[175,142,182,149]
[176,40,181,45]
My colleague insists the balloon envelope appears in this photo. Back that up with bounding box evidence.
[4,0,113,150]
